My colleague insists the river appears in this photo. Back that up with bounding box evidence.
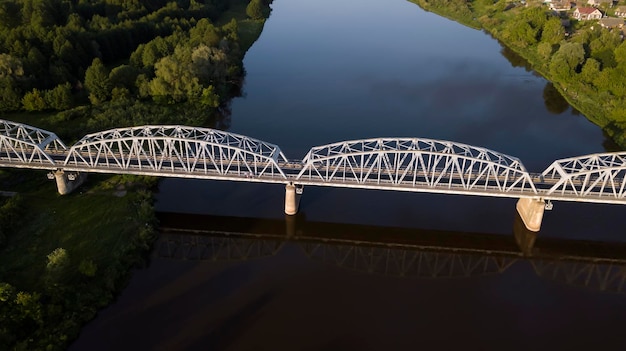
[70,0,626,350]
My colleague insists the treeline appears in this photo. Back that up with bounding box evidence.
[0,0,272,113]
[411,0,626,148]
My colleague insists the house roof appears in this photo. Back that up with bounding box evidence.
[576,7,601,14]
[599,17,625,27]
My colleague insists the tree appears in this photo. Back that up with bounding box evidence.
[246,0,267,20]
[549,42,585,81]
[0,54,24,79]
[580,58,600,84]
[537,42,554,62]
[45,83,73,110]
[541,17,564,46]
[0,78,21,112]
[149,50,201,103]
[191,45,229,85]
[84,58,111,104]
[22,89,47,111]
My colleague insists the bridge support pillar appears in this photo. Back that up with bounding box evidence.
[285,183,303,215]
[51,170,86,195]
[515,197,545,232]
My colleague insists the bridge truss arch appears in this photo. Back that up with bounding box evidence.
[541,152,626,202]
[296,138,537,195]
[63,125,289,179]
[0,119,67,166]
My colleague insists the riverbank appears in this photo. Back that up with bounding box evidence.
[409,0,626,149]
[0,1,272,349]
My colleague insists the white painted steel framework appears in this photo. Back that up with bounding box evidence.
[296,138,537,196]
[63,125,289,179]
[0,119,67,166]
[3,118,626,208]
[541,152,626,201]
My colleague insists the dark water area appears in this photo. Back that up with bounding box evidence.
[70,0,626,350]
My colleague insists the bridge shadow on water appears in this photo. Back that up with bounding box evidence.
[157,211,626,295]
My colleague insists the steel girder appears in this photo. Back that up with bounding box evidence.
[63,125,289,178]
[0,119,67,165]
[297,138,537,194]
[541,152,626,200]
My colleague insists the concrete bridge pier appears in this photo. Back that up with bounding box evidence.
[285,183,303,215]
[515,197,545,232]
[50,170,86,195]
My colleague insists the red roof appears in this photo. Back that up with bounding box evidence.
[577,7,600,14]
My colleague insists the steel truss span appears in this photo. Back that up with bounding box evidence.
[541,152,626,202]
[296,138,537,197]
[0,119,67,166]
[3,118,626,206]
[63,125,289,179]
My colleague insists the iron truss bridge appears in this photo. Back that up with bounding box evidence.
[1,119,626,205]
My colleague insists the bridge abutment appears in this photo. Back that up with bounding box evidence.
[285,183,303,215]
[515,197,545,232]
[51,170,86,195]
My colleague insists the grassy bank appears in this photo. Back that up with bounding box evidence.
[0,171,158,349]
[0,0,272,349]
[409,0,626,149]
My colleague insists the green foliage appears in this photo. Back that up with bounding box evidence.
[549,42,585,82]
[0,1,272,349]
[0,195,24,248]
[45,83,73,110]
[84,58,111,104]
[78,259,97,277]
[22,89,48,111]
[541,17,564,46]
[46,248,69,272]
[409,0,626,148]
[246,0,268,20]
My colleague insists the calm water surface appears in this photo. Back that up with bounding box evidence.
[71,0,626,350]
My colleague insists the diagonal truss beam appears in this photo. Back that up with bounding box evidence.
[0,119,67,165]
[296,138,537,194]
[63,125,289,179]
[541,152,626,200]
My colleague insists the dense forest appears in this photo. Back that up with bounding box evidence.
[0,0,272,136]
[0,0,271,349]
[411,0,626,147]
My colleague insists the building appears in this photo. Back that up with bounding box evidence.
[599,17,625,28]
[615,6,626,17]
[586,0,614,7]
[573,7,603,20]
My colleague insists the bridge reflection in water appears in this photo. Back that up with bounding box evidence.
[157,212,626,294]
